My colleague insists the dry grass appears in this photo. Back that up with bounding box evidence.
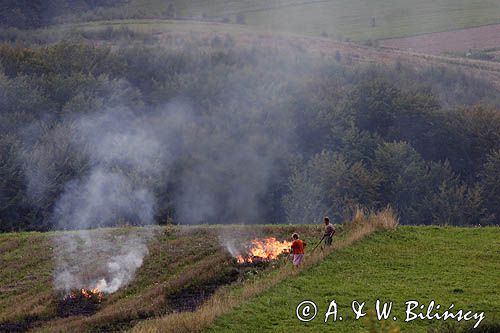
[2,225,325,332]
[347,206,399,243]
[0,213,397,332]
[132,207,399,333]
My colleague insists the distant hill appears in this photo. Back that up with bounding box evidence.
[2,0,500,41]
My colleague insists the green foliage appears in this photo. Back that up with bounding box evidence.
[0,135,28,231]
[479,150,500,221]
[282,166,328,225]
[0,41,499,231]
[0,0,126,29]
[0,71,50,115]
[0,42,117,78]
[429,182,486,226]
[308,151,381,220]
[372,142,427,224]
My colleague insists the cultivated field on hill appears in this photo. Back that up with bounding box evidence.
[97,0,500,41]
[379,23,500,56]
[5,0,499,42]
[8,19,500,89]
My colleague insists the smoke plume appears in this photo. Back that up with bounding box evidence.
[48,105,173,292]
[20,91,290,292]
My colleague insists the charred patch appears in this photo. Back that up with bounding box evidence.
[0,313,58,333]
[166,256,281,313]
[57,289,104,317]
[168,283,221,312]
[0,316,38,333]
[235,255,283,268]
[167,268,239,312]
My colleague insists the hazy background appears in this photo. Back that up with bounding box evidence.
[0,0,499,314]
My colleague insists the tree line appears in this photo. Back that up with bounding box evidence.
[0,41,499,231]
[0,0,126,29]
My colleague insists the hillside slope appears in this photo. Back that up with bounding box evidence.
[0,225,325,332]
[35,19,500,89]
[1,220,498,332]
[207,226,500,332]
[4,0,500,41]
[78,0,500,41]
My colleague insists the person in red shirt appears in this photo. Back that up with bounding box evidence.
[291,233,306,267]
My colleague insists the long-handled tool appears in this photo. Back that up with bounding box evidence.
[312,235,325,252]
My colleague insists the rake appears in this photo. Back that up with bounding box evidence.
[311,235,326,252]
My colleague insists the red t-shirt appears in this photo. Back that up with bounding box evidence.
[291,239,305,254]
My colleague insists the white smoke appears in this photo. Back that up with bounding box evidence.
[22,79,290,292]
[221,238,241,258]
[49,104,185,293]
[53,168,155,230]
[54,231,151,293]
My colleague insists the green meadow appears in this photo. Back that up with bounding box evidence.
[207,226,500,332]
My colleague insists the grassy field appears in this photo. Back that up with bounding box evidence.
[0,224,327,331]
[206,226,500,332]
[1,218,498,332]
[94,0,500,41]
[240,0,500,41]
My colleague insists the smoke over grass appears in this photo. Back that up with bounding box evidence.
[48,105,173,293]
[27,94,290,292]
[3,30,499,292]
[54,230,151,293]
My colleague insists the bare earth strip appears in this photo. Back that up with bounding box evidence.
[379,23,500,55]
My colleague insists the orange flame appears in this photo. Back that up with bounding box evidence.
[69,288,104,301]
[236,237,292,263]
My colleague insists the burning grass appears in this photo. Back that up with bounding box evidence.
[207,225,500,332]
[235,237,292,264]
[0,225,319,332]
[0,211,396,332]
[132,207,399,333]
[58,288,104,317]
[65,288,104,303]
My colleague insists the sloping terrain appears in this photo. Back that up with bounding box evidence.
[18,19,500,90]
[206,226,500,332]
[0,225,325,332]
[82,0,500,41]
[380,23,500,55]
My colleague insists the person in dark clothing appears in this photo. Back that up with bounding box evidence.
[323,216,335,246]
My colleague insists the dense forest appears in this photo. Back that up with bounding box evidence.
[0,0,127,29]
[0,38,499,232]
